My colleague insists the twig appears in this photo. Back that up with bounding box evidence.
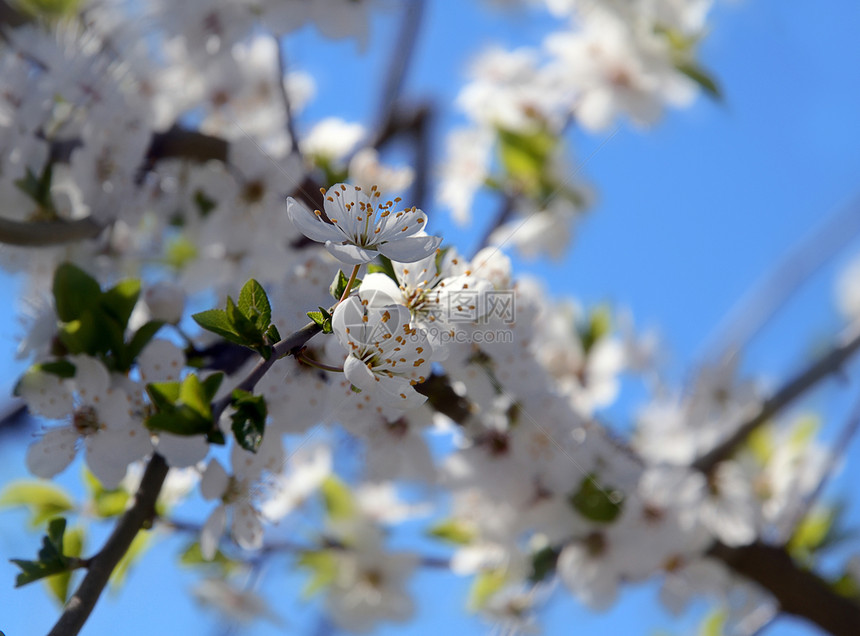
[274,36,301,156]
[700,193,860,361]
[693,323,860,473]
[778,388,860,542]
[370,0,426,148]
[48,453,169,636]
[708,540,860,636]
[0,217,104,247]
[210,321,323,422]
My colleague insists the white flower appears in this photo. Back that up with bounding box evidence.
[332,296,432,412]
[26,356,153,488]
[287,183,442,264]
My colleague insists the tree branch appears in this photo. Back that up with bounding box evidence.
[0,217,104,247]
[693,323,860,473]
[708,541,860,636]
[48,453,169,636]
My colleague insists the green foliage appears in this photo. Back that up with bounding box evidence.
[568,475,624,523]
[11,518,77,588]
[44,525,84,605]
[468,568,507,611]
[179,542,238,576]
[675,61,721,101]
[145,372,224,441]
[578,304,612,355]
[83,469,130,518]
[0,481,75,528]
[427,520,475,545]
[528,545,560,583]
[111,531,150,591]
[329,269,361,300]
[192,279,277,358]
[497,126,557,197]
[297,550,338,598]
[49,263,163,372]
[699,608,727,636]
[13,0,82,19]
[320,476,355,521]
[367,255,398,281]
[307,307,333,334]
[788,506,837,565]
[230,389,268,453]
[14,163,56,217]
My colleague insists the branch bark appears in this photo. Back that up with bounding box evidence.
[48,453,169,636]
[708,541,860,636]
[693,323,860,473]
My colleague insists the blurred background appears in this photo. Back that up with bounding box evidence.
[2,0,860,634]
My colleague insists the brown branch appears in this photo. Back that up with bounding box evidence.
[0,217,104,246]
[415,373,475,425]
[48,453,169,636]
[708,541,860,636]
[0,0,28,27]
[693,323,860,473]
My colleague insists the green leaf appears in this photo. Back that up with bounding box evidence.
[227,296,264,345]
[569,475,624,523]
[110,531,150,591]
[99,279,141,330]
[179,542,237,575]
[367,255,398,281]
[676,61,722,101]
[266,324,281,344]
[52,263,101,322]
[528,545,560,583]
[11,518,72,587]
[230,389,267,453]
[427,520,475,545]
[125,320,165,363]
[699,608,727,636]
[329,270,361,301]
[468,568,507,611]
[788,506,835,564]
[164,235,198,270]
[497,126,556,195]
[238,279,272,330]
[0,481,76,528]
[201,373,224,401]
[579,305,612,355]
[35,360,77,379]
[44,525,84,605]
[192,309,241,342]
[307,307,333,334]
[83,469,130,518]
[297,550,338,598]
[146,381,182,411]
[320,476,355,521]
[193,189,217,218]
[179,374,212,420]
[832,571,860,600]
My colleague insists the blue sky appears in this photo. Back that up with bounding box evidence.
[3,0,860,634]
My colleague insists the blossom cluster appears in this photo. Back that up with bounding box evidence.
[0,0,857,635]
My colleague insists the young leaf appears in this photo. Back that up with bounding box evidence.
[11,518,72,587]
[676,61,722,101]
[100,279,141,330]
[230,389,267,453]
[44,525,84,605]
[320,476,355,521]
[427,520,475,545]
[52,263,101,322]
[0,481,76,528]
[192,309,241,342]
[568,475,624,523]
[367,255,398,281]
[125,320,165,363]
[238,279,272,330]
[297,550,338,598]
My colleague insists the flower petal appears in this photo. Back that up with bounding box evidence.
[201,505,227,560]
[344,355,378,392]
[201,458,229,500]
[378,235,442,263]
[325,241,374,264]
[26,427,79,479]
[287,197,341,243]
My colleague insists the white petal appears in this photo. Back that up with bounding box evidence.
[344,355,377,392]
[233,501,263,551]
[201,458,229,500]
[138,340,186,383]
[156,433,209,468]
[18,371,74,420]
[287,198,340,243]
[325,241,374,264]
[357,273,401,308]
[201,505,227,560]
[26,427,79,479]
[70,355,111,397]
[378,235,442,263]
